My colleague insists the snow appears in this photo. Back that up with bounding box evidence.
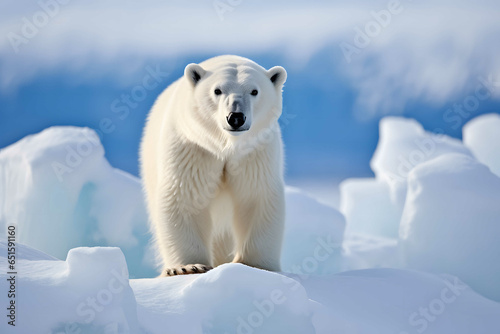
[341,117,472,238]
[463,113,500,177]
[132,264,315,334]
[0,243,140,333]
[370,117,471,207]
[340,234,400,272]
[2,243,500,333]
[400,153,500,302]
[282,187,345,275]
[339,178,399,237]
[0,126,155,278]
[339,116,500,303]
[1,117,500,333]
[301,269,500,334]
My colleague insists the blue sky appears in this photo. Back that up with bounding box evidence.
[1,0,499,182]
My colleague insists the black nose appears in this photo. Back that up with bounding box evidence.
[226,112,246,129]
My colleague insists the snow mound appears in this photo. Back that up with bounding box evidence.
[0,246,140,333]
[282,187,345,274]
[400,153,500,301]
[0,127,154,278]
[0,239,57,261]
[132,263,315,334]
[463,113,500,177]
[2,244,500,334]
[300,268,500,334]
[341,234,399,271]
[340,115,500,302]
[371,117,471,188]
[339,178,399,237]
[340,117,471,238]
[132,264,500,334]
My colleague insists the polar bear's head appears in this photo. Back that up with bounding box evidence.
[184,56,286,139]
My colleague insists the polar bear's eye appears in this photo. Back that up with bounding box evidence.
[214,88,222,95]
[251,90,258,96]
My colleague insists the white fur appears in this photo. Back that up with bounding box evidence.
[140,55,286,272]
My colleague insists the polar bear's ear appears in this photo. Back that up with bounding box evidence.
[267,66,287,88]
[184,63,206,86]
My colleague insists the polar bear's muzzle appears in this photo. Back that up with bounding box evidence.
[224,99,250,133]
[226,112,246,130]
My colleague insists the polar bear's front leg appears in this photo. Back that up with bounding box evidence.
[154,144,224,277]
[227,145,286,273]
[230,182,285,272]
[155,205,214,277]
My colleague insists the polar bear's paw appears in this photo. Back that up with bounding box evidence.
[161,264,213,277]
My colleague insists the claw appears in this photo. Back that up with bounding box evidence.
[162,264,213,277]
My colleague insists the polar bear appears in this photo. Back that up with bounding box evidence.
[140,55,287,276]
